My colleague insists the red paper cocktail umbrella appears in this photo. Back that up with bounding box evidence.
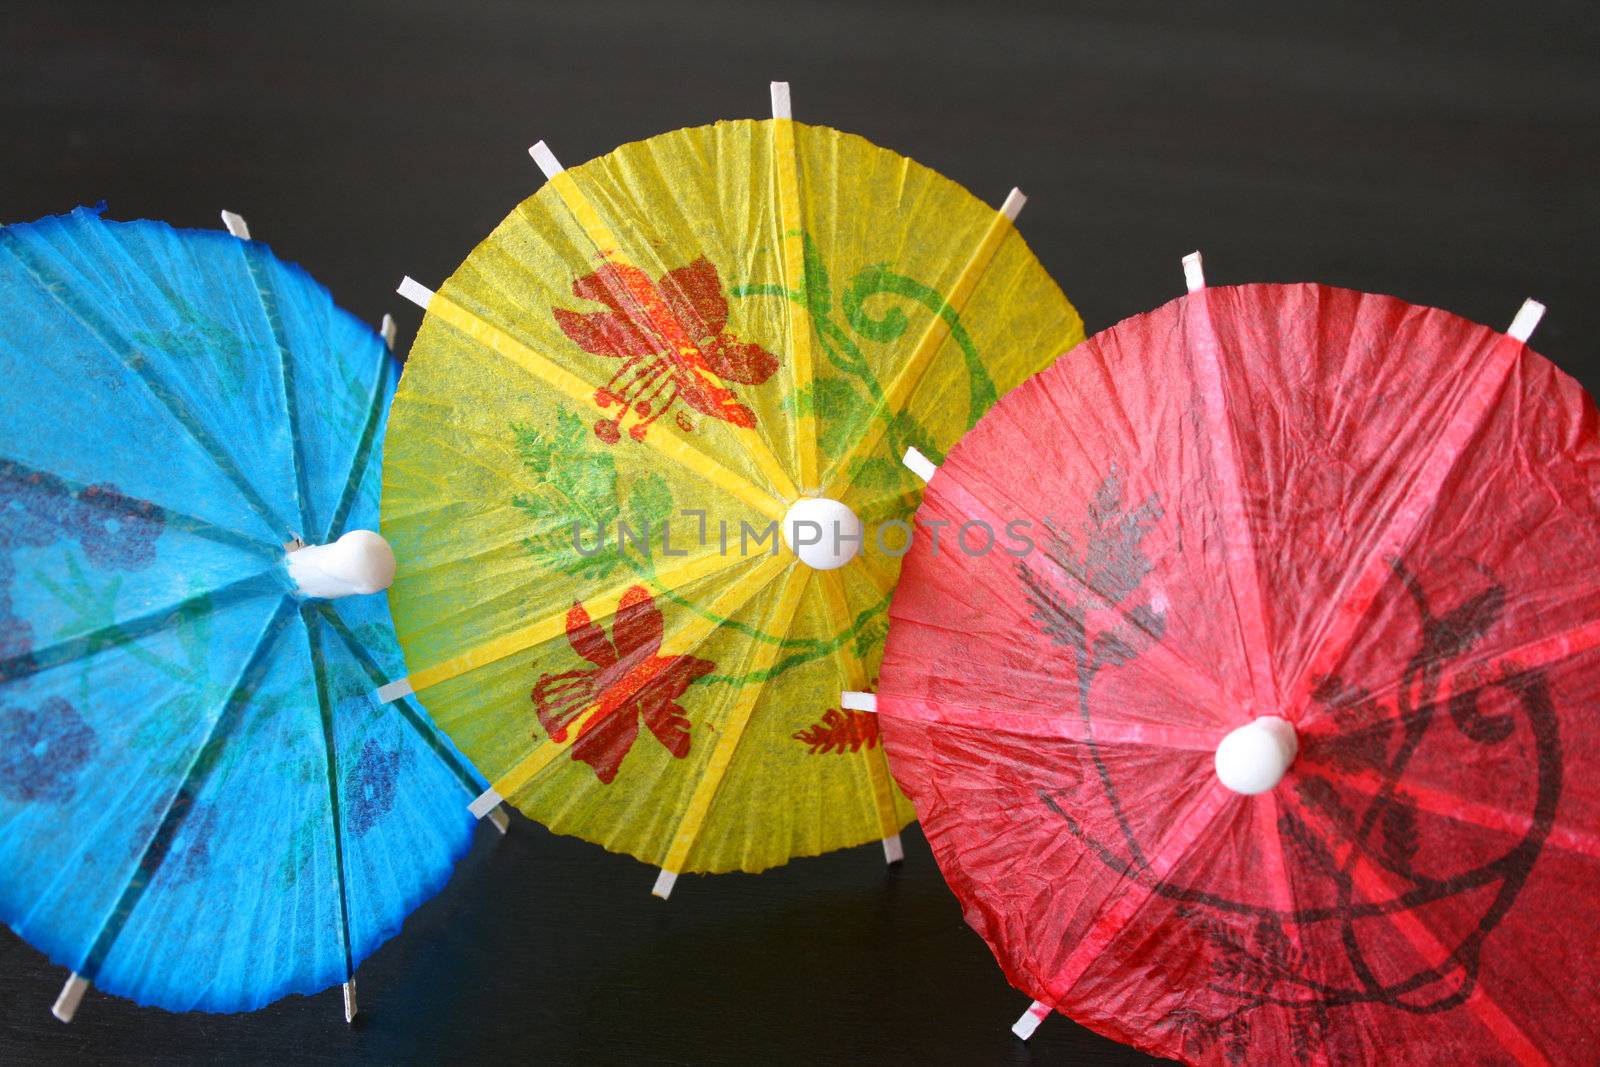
[865,255,1600,1065]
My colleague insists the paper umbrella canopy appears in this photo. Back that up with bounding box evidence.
[868,259,1600,1064]
[379,84,1083,893]
[0,208,486,1017]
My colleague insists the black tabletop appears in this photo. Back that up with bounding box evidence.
[3,2,1597,1064]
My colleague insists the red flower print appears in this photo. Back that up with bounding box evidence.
[552,256,780,444]
[792,708,881,755]
[532,585,715,784]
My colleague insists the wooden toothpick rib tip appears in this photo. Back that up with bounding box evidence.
[396,277,434,310]
[841,690,878,712]
[529,140,564,179]
[220,210,251,240]
[1508,298,1545,343]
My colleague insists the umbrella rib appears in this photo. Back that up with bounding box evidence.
[238,242,315,539]
[1183,275,1279,717]
[817,568,904,848]
[529,147,800,503]
[77,597,297,984]
[1290,791,1549,1066]
[0,235,294,539]
[1037,778,1234,1003]
[769,88,819,493]
[1307,615,1600,733]
[821,189,1026,499]
[852,547,898,600]
[1376,907,1547,1064]
[409,284,786,523]
[888,555,1213,723]
[0,457,277,557]
[376,547,755,702]
[302,603,357,989]
[883,694,1222,751]
[313,602,486,798]
[0,569,282,683]
[321,343,392,544]
[1329,766,1600,863]
[932,469,1234,718]
[1258,790,1332,1067]
[656,564,810,883]
[1285,322,1530,713]
[471,552,792,816]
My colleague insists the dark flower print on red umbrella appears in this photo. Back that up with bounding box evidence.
[553,255,780,444]
[532,585,716,783]
[875,273,1600,1065]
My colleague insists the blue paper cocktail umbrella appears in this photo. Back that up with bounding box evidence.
[0,207,492,1019]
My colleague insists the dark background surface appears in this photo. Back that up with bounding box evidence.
[3,2,1597,1064]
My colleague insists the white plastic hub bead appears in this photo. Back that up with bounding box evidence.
[781,497,862,571]
[286,530,397,598]
[1213,715,1298,795]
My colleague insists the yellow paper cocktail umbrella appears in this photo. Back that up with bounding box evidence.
[379,84,1082,895]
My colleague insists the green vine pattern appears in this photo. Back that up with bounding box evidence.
[733,230,995,496]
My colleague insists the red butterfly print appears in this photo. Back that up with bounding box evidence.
[532,585,716,784]
[553,255,780,444]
